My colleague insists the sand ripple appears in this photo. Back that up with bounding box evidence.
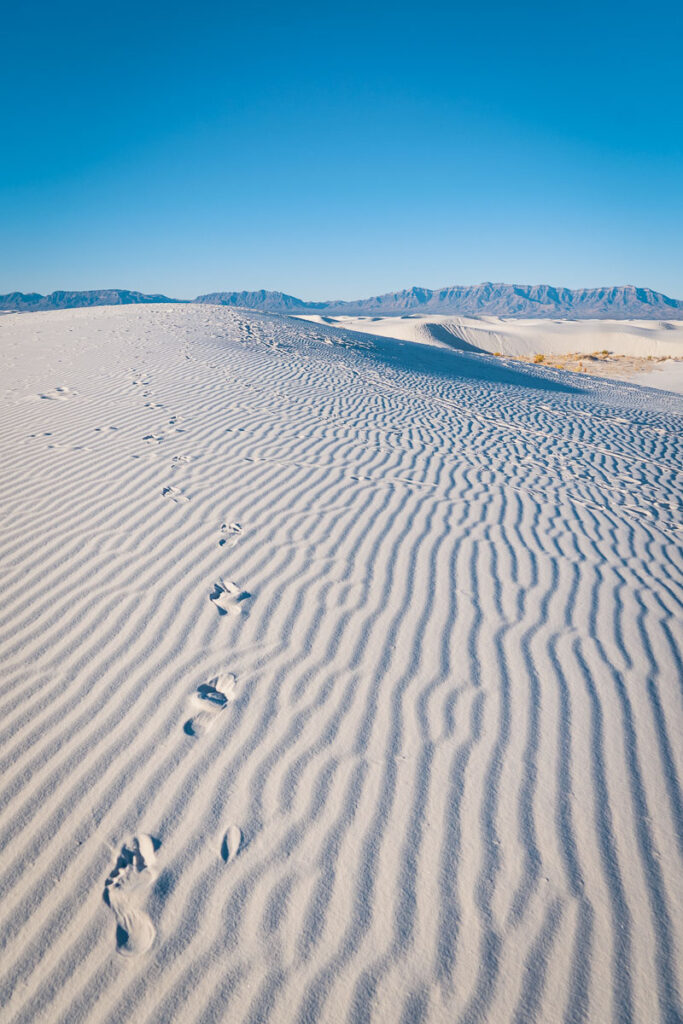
[0,304,681,1023]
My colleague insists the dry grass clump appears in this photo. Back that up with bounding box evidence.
[508,350,675,380]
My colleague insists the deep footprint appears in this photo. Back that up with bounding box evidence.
[103,834,160,957]
[210,579,251,616]
[162,485,189,503]
[221,824,242,863]
[184,673,237,736]
[219,522,242,547]
[38,386,75,401]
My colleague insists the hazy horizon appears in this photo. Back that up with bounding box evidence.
[3,279,683,304]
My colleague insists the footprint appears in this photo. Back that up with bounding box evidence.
[162,485,189,503]
[219,522,242,547]
[210,579,251,616]
[624,505,654,519]
[172,454,192,464]
[38,386,75,401]
[220,825,242,863]
[184,673,237,736]
[103,835,160,957]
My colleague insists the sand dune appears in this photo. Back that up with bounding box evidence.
[297,312,683,356]
[0,304,681,1024]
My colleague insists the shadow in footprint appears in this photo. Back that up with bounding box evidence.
[39,386,75,401]
[103,835,161,957]
[162,485,190,503]
[221,825,243,863]
[210,580,251,616]
[184,673,237,736]
[219,523,243,548]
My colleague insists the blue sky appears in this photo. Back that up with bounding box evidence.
[2,0,681,299]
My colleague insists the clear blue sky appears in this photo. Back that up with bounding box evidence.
[2,0,681,300]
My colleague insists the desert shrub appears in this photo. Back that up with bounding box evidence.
[533,353,545,363]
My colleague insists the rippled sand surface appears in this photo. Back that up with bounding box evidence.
[0,304,681,1024]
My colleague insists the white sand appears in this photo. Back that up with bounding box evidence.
[624,359,683,394]
[297,312,683,357]
[0,304,681,1024]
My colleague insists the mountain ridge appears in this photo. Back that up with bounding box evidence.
[0,289,183,313]
[2,283,682,318]
[195,283,683,318]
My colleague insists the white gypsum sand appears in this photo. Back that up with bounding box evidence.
[296,314,683,387]
[0,303,681,1024]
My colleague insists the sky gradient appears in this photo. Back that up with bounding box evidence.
[2,0,682,299]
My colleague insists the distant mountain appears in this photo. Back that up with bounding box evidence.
[0,289,184,312]
[329,283,683,318]
[195,283,683,319]
[3,283,682,319]
[194,290,327,313]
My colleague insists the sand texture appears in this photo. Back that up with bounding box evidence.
[0,304,681,1024]
[297,312,683,354]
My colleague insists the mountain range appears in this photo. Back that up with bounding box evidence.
[2,283,682,319]
[0,289,182,313]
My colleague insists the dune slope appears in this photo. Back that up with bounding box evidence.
[296,313,683,359]
[0,304,681,1024]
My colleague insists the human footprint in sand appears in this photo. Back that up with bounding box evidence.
[184,672,237,736]
[103,834,159,957]
[210,578,251,615]
[221,824,242,863]
[219,522,242,547]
